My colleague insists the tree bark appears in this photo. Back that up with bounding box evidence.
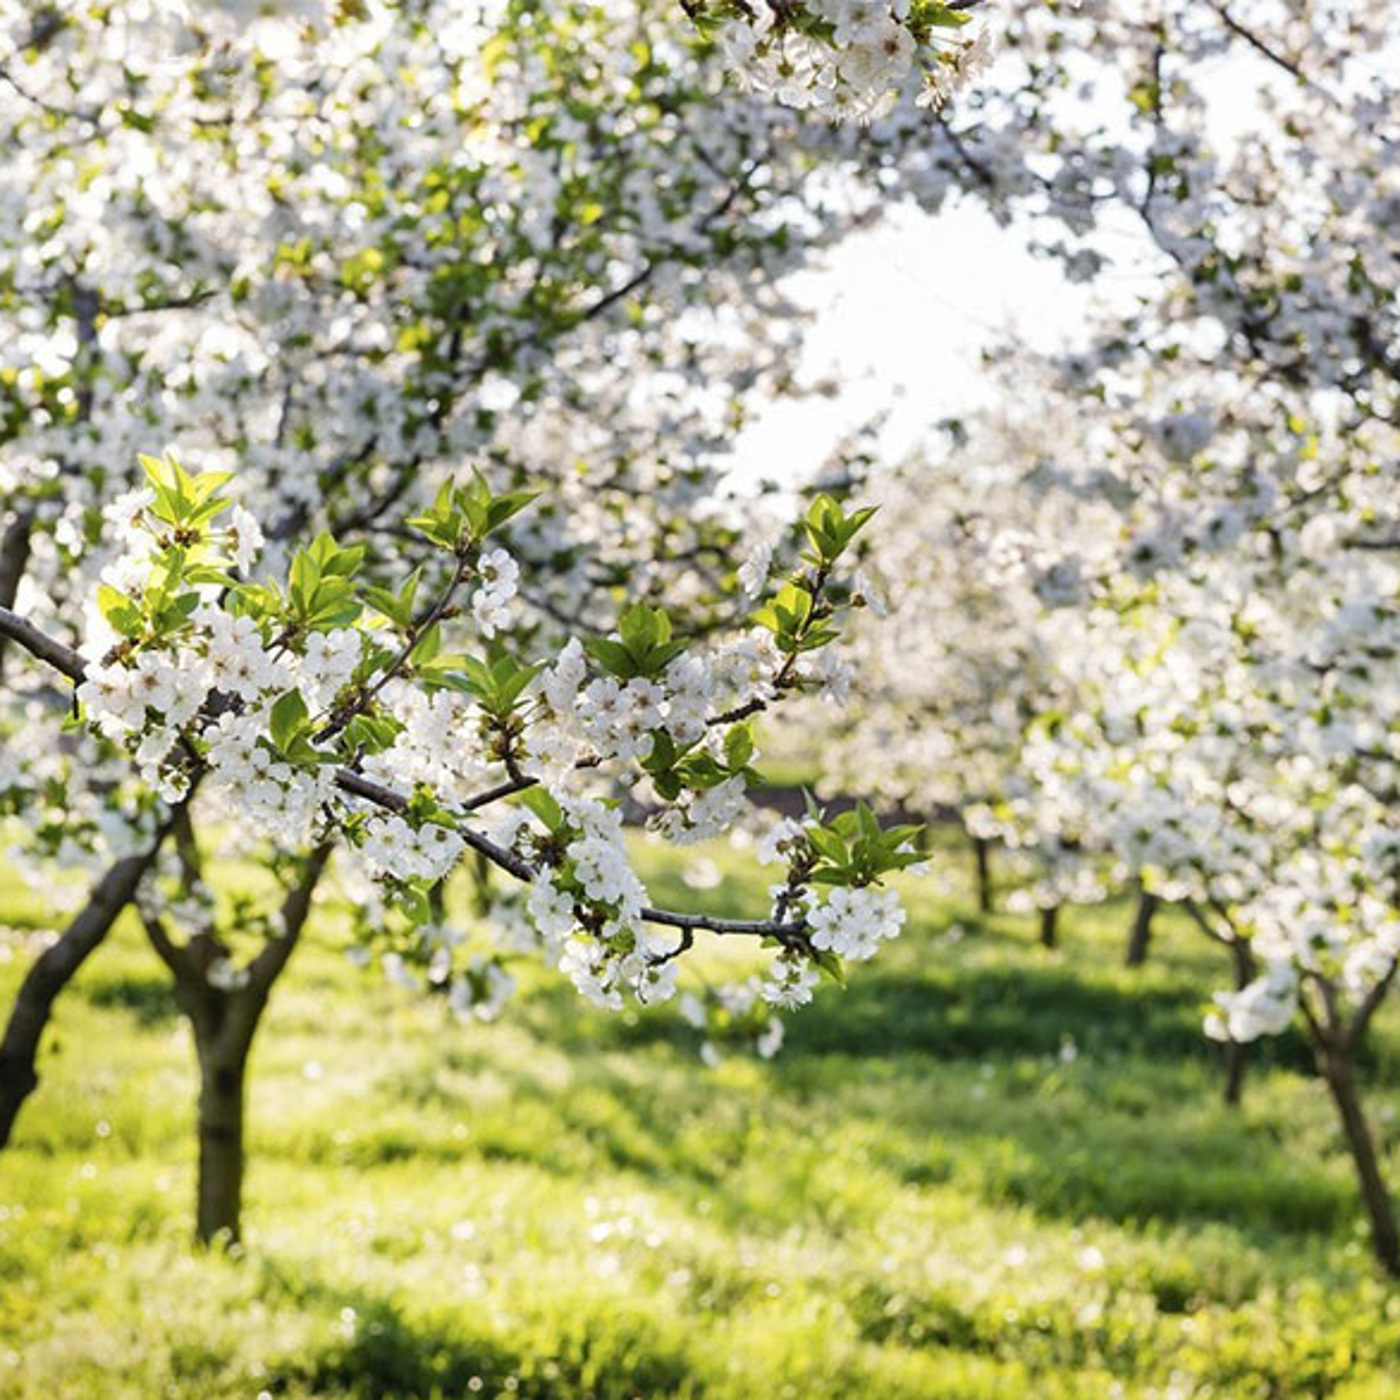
[1319,1046,1400,1277]
[195,1040,247,1245]
[0,509,34,685]
[1125,887,1158,968]
[1222,1040,1248,1107]
[1038,904,1059,950]
[144,841,332,1245]
[0,823,176,1149]
[973,836,993,914]
[1221,935,1256,1107]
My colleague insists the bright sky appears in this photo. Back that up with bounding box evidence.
[725,37,1307,497]
[724,197,1160,493]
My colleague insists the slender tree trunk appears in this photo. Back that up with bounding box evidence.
[1222,1041,1248,1107]
[973,837,993,915]
[0,827,174,1149]
[170,969,264,1248]
[1039,904,1059,950]
[1125,887,1158,968]
[1222,936,1256,1107]
[1318,1045,1400,1277]
[170,965,263,1248]
[195,1036,248,1245]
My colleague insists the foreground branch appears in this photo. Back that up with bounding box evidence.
[0,604,83,682]
[0,605,808,947]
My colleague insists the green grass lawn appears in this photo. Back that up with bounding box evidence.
[2,833,1399,1399]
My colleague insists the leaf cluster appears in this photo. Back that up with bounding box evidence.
[585,604,685,680]
[804,802,924,888]
[406,470,538,553]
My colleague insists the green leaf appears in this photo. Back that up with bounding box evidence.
[619,602,660,653]
[810,948,846,986]
[807,826,847,866]
[519,786,564,832]
[269,689,310,754]
[97,585,144,639]
[484,489,541,534]
[723,723,754,770]
[585,637,638,679]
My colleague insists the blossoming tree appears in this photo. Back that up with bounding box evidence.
[1,449,928,1239]
[787,0,1400,1273]
[0,0,1006,1243]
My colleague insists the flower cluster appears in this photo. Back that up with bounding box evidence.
[808,884,906,961]
[37,452,917,1044]
[1204,963,1298,1045]
[492,793,682,1009]
[471,549,518,638]
[710,0,1000,121]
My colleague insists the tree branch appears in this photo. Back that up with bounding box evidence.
[0,604,85,682]
[1,605,810,947]
[244,841,335,993]
[1345,956,1400,1051]
[0,512,35,684]
[0,798,191,1149]
[138,906,194,980]
[315,552,475,743]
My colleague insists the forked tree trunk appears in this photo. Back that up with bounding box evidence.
[1125,887,1158,968]
[145,841,332,1246]
[1318,1045,1400,1277]
[973,836,993,915]
[1039,904,1059,950]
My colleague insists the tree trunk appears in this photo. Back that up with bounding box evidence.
[145,841,332,1245]
[1319,1047,1400,1277]
[195,1038,248,1246]
[1125,887,1158,968]
[1222,1041,1248,1107]
[1221,936,1256,1107]
[1039,904,1059,950]
[973,837,993,914]
[0,835,170,1149]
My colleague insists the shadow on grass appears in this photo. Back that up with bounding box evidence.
[255,1271,696,1400]
[85,970,179,1027]
[361,1026,1355,1247]
[286,916,1365,1252]
[531,946,1317,1076]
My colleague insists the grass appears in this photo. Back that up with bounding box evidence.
[2,830,1399,1398]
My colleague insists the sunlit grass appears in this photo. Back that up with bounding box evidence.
[2,831,1399,1398]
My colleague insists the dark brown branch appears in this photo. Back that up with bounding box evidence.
[1344,956,1400,1051]
[639,906,804,939]
[138,904,195,980]
[1210,2,1311,87]
[0,604,85,682]
[1181,898,1230,947]
[0,511,35,683]
[244,842,335,991]
[0,799,189,1149]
